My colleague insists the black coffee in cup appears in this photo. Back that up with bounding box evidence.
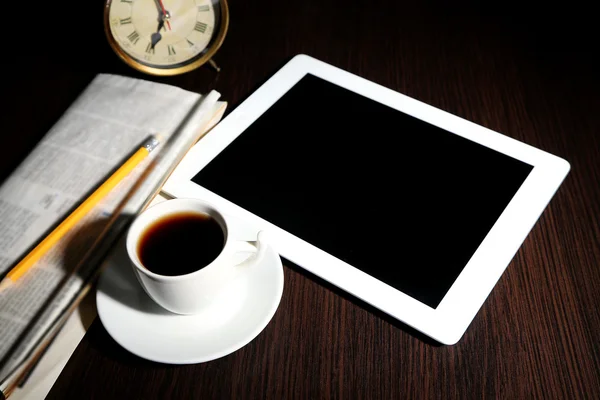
[137,212,224,276]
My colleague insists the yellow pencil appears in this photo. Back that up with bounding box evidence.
[0,135,160,290]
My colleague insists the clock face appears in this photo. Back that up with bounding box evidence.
[107,0,217,69]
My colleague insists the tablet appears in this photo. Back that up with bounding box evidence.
[163,54,570,345]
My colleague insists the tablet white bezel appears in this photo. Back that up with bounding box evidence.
[162,54,570,345]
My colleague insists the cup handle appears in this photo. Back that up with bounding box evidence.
[231,230,268,268]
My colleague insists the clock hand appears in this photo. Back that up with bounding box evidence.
[153,0,171,31]
[150,19,165,50]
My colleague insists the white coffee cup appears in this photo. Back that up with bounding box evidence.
[126,198,267,315]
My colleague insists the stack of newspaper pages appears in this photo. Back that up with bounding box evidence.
[0,74,226,396]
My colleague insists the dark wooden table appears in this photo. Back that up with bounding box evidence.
[5,1,599,398]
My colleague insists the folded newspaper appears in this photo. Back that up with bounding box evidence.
[0,74,226,387]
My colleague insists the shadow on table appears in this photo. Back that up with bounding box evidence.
[84,318,170,369]
[281,257,443,347]
[92,235,171,316]
[73,232,175,369]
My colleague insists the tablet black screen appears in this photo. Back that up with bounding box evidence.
[192,74,533,308]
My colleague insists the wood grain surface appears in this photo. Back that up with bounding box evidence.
[4,1,598,398]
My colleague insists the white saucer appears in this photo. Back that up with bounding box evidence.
[96,219,284,364]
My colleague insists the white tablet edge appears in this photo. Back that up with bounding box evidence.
[162,54,570,344]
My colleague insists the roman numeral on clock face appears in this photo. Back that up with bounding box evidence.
[198,5,209,12]
[145,43,155,54]
[127,30,140,44]
[168,45,176,55]
[194,22,207,33]
[120,17,132,25]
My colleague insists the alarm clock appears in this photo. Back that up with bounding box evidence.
[104,0,229,76]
